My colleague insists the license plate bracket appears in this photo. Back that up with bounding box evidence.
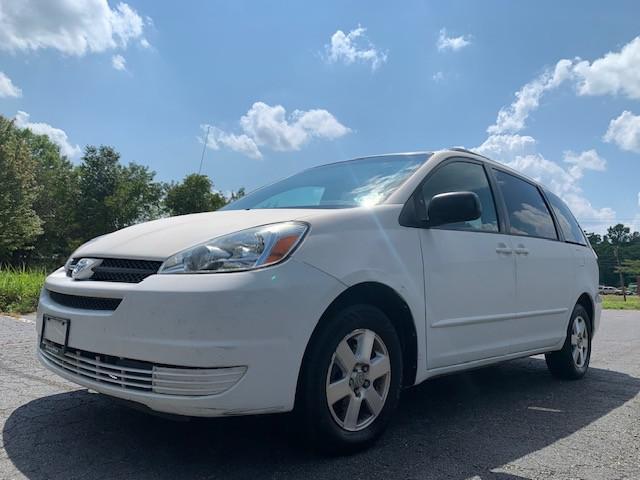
[41,315,70,352]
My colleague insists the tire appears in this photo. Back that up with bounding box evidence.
[545,304,591,380]
[296,304,403,454]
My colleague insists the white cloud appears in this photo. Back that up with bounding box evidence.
[432,71,444,82]
[573,37,640,99]
[563,149,606,179]
[483,35,640,158]
[487,59,573,135]
[202,126,262,160]
[476,48,620,231]
[487,36,640,139]
[603,110,640,153]
[111,54,126,71]
[0,71,22,98]
[436,28,471,52]
[14,111,81,159]
[0,0,146,56]
[325,26,387,71]
[288,108,352,141]
[475,134,536,161]
[202,102,351,159]
[239,102,350,152]
[475,37,640,229]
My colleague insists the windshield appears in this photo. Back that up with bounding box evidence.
[223,154,430,210]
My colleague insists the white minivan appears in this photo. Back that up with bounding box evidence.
[37,149,601,452]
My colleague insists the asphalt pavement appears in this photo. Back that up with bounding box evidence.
[1,310,639,480]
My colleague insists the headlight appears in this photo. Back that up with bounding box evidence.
[158,221,309,274]
[64,256,75,272]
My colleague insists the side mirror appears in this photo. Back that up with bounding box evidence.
[427,191,481,227]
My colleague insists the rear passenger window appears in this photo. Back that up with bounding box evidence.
[494,170,558,240]
[421,161,499,232]
[545,191,587,245]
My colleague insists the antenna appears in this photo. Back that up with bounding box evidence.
[198,125,211,174]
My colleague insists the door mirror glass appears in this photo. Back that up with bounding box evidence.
[427,191,482,227]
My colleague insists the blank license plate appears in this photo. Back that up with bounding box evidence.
[41,315,70,349]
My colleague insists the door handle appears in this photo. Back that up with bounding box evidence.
[495,242,513,254]
[514,244,529,255]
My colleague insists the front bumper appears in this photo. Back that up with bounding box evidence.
[37,260,344,417]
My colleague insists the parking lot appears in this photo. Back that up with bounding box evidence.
[1,310,639,480]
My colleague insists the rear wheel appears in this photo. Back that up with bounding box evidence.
[296,304,403,453]
[545,304,591,380]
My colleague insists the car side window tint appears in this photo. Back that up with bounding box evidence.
[545,190,586,245]
[421,161,499,232]
[494,170,558,240]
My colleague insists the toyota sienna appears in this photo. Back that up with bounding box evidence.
[37,148,600,452]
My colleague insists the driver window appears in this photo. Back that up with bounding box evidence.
[421,161,499,232]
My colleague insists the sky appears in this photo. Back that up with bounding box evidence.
[1,0,640,233]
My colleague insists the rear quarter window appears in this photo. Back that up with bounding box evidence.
[493,170,558,240]
[545,191,587,245]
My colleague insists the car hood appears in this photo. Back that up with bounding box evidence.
[71,209,322,260]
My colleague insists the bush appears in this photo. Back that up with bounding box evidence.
[0,266,46,314]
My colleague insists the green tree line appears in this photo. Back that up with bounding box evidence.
[0,115,243,267]
[586,224,640,290]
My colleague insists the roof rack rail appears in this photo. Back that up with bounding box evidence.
[447,147,490,159]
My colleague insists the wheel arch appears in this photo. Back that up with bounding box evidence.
[575,292,595,333]
[297,282,418,396]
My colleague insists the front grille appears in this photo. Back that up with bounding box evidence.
[39,340,246,397]
[48,290,122,311]
[66,258,162,283]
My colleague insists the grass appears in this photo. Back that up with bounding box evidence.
[601,294,640,310]
[0,266,47,315]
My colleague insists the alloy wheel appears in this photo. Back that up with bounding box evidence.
[325,328,391,432]
[571,316,589,368]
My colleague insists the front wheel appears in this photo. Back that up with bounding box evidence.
[545,304,591,380]
[296,304,403,453]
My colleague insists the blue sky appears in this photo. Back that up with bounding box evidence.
[1,0,639,232]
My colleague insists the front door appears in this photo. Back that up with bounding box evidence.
[417,159,518,369]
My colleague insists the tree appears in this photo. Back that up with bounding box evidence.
[164,174,226,216]
[584,225,640,287]
[616,260,640,296]
[585,232,601,248]
[76,146,120,239]
[0,117,42,261]
[76,146,163,241]
[17,126,79,265]
[606,224,631,245]
[106,163,165,230]
[229,187,246,202]
[607,224,632,300]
